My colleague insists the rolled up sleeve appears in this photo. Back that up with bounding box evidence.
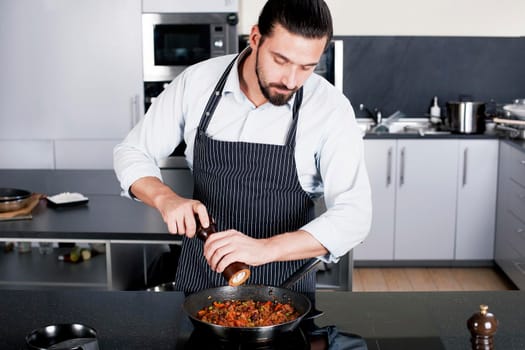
[301,108,372,263]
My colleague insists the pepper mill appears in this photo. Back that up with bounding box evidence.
[467,304,498,350]
[195,215,251,287]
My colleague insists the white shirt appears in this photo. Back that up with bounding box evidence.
[114,53,372,263]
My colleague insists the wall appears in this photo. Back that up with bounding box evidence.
[239,0,525,36]
[239,1,525,117]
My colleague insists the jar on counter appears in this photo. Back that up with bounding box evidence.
[17,242,32,253]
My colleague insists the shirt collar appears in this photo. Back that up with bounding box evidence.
[222,48,295,110]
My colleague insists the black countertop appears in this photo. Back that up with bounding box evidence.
[363,131,525,153]
[0,195,175,242]
[1,289,525,350]
[363,132,500,140]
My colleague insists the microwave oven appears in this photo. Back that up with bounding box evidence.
[142,12,239,82]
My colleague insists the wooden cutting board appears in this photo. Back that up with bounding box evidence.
[0,194,43,221]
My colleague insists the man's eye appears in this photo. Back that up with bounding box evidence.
[274,57,287,65]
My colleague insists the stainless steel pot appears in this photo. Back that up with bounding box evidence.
[446,101,486,134]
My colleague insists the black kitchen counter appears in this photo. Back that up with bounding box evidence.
[0,194,176,242]
[363,131,499,140]
[1,289,524,350]
[363,131,525,154]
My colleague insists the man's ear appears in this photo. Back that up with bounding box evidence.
[249,25,261,50]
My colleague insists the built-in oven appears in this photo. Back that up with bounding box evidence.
[143,12,238,115]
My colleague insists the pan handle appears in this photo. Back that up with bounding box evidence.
[280,258,322,289]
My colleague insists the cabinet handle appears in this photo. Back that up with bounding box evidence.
[130,94,140,129]
[517,228,524,234]
[386,147,392,186]
[462,147,468,186]
[521,160,525,166]
[399,147,405,186]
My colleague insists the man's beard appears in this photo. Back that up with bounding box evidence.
[255,51,297,106]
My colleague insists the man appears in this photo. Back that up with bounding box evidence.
[114,0,371,296]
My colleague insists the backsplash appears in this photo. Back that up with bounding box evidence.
[338,36,525,118]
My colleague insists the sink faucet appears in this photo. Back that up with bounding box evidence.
[359,104,382,125]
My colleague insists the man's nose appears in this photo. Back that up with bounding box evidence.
[282,66,298,90]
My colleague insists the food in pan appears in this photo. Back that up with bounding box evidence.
[196,299,300,327]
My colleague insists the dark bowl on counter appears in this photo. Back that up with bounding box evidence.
[0,188,32,213]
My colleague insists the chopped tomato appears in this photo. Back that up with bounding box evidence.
[196,299,300,327]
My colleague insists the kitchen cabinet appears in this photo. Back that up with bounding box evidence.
[356,139,458,262]
[495,141,525,289]
[354,140,396,260]
[0,141,55,169]
[394,140,458,260]
[357,137,499,264]
[455,140,498,260]
[0,0,143,169]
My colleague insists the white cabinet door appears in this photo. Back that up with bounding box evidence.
[354,140,396,260]
[0,0,143,140]
[455,140,499,260]
[394,140,459,260]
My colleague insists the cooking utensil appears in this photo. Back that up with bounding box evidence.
[146,281,177,292]
[493,117,525,139]
[26,323,99,350]
[182,258,322,342]
[183,285,311,342]
[0,188,32,213]
[503,99,525,119]
[446,101,486,134]
[195,215,250,286]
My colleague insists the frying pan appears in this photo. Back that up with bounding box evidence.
[182,258,322,342]
[25,323,99,350]
[0,188,32,212]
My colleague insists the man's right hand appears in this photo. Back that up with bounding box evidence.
[130,176,209,238]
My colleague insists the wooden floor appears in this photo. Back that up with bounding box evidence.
[352,267,517,292]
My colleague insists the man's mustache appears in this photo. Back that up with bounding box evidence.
[268,83,297,92]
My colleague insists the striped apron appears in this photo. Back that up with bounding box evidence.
[174,57,316,297]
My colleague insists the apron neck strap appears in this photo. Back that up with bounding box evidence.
[197,54,304,150]
[198,55,238,133]
[285,87,303,148]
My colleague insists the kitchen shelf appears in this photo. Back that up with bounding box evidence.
[0,247,107,290]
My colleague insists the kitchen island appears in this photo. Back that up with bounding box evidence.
[0,169,351,291]
[0,192,179,290]
[1,289,524,349]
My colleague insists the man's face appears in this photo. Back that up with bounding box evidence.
[253,24,327,106]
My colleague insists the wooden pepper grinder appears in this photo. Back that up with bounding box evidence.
[195,215,251,287]
[467,304,498,350]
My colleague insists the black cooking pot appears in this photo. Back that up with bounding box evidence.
[26,323,99,350]
[182,258,322,342]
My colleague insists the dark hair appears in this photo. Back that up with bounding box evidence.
[257,0,333,46]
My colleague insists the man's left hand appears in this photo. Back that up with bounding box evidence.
[202,230,271,273]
